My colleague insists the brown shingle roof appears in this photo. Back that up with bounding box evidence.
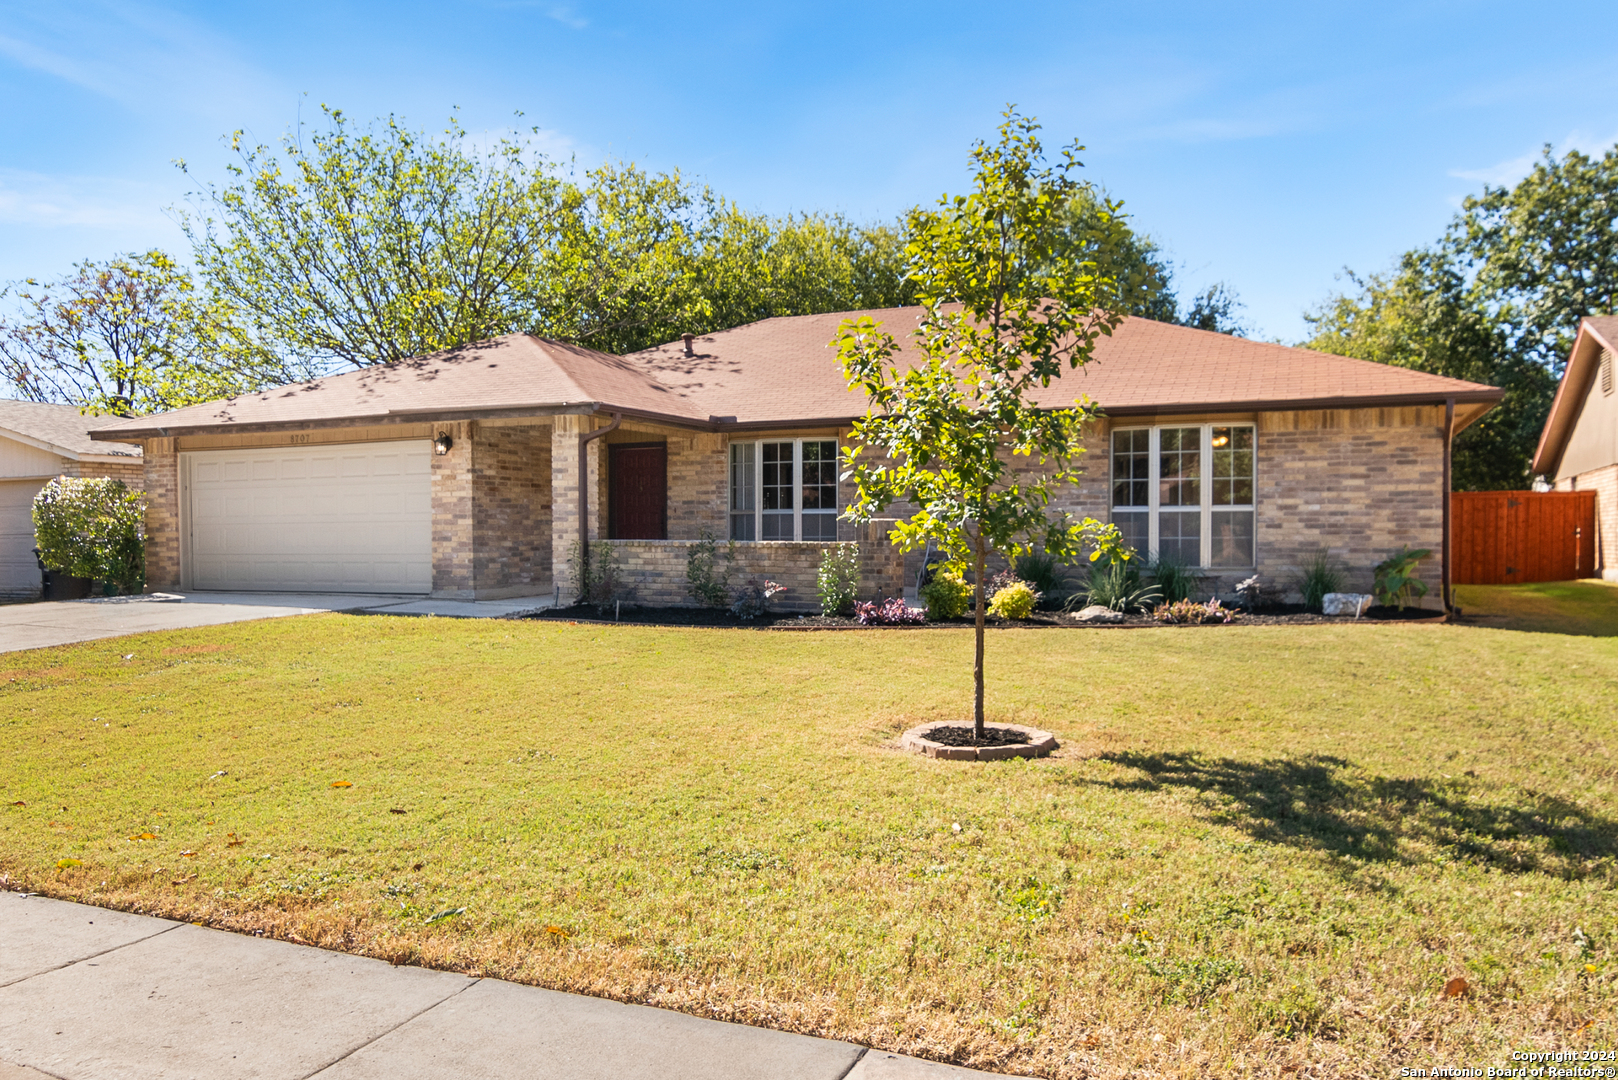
[91,335,706,438]
[630,307,1503,423]
[92,309,1502,440]
[0,399,141,457]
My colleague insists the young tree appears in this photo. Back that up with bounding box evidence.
[834,108,1125,737]
[0,250,282,415]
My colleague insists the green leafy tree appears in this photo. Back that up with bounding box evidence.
[1179,282,1249,336]
[181,107,573,369]
[1305,251,1555,490]
[1306,142,1618,488]
[1055,188,1179,323]
[0,250,281,415]
[1453,144,1618,373]
[834,108,1125,737]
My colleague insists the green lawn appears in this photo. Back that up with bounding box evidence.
[1456,578,1618,637]
[2,613,1615,1079]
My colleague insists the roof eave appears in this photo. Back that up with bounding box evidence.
[1532,321,1613,476]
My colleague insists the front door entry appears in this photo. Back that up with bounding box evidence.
[608,443,668,540]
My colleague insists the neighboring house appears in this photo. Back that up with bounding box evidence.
[88,309,1502,610]
[1,400,145,599]
[1533,315,1618,581]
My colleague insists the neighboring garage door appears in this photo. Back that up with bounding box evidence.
[188,442,432,593]
[0,479,46,597]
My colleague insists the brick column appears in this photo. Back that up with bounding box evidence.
[143,438,180,592]
[550,415,607,597]
[430,421,475,598]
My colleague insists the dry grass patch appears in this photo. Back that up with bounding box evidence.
[1,613,1615,1078]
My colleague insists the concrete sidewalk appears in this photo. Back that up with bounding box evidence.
[0,591,555,654]
[0,892,994,1079]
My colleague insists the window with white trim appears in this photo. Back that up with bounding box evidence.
[1110,424,1254,568]
[729,438,839,541]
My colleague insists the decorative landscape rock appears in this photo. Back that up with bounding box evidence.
[1072,604,1126,623]
[899,721,1058,761]
[1322,592,1373,617]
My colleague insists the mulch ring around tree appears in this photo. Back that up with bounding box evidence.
[524,603,1449,630]
[899,721,1058,761]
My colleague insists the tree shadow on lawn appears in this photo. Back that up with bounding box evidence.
[1078,750,1617,877]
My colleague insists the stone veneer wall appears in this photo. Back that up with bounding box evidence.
[472,425,551,594]
[1556,462,1618,580]
[605,522,904,612]
[142,439,180,591]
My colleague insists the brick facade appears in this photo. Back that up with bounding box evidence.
[64,458,145,489]
[1555,463,1618,580]
[1252,408,1445,599]
[472,425,551,596]
[603,520,904,612]
[432,421,554,600]
[142,439,180,592]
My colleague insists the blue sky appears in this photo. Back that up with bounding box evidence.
[2,0,1616,343]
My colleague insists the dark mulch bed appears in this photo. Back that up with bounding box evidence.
[526,603,1448,630]
[922,725,1031,747]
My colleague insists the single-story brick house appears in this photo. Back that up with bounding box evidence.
[88,308,1502,610]
[1534,315,1618,580]
[1,400,144,599]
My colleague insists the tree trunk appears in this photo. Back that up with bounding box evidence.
[973,529,986,740]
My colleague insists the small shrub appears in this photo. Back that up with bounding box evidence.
[920,567,973,620]
[854,597,925,625]
[730,579,785,620]
[566,540,622,608]
[1074,559,1161,613]
[1013,551,1066,598]
[1153,598,1237,625]
[988,581,1039,620]
[816,542,861,616]
[686,531,732,607]
[32,476,145,595]
[1373,545,1432,609]
[1150,555,1197,603]
[1296,549,1344,613]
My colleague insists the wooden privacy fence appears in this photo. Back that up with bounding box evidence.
[1451,490,1597,584]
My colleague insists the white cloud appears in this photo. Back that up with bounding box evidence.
[0,1,283,122]
[1450,129,1618,188]
[0,169,177,231]
[547,5,588,30]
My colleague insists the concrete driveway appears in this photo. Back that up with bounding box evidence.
[0,592,554,655]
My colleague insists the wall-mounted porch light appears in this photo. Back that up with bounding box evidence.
[434,432,454,455]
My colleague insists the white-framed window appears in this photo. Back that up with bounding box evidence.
[1110,424,1254,568]
[729,438,839,541]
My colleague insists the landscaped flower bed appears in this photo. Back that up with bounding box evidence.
[527,602,1447,630]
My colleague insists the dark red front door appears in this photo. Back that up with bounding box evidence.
[608,444,667,539]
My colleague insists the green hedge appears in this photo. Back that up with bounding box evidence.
[32,477,146,595]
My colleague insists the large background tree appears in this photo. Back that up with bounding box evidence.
[834,109,1123,738]
[1305,143,1618,489]
[0,250,284,415]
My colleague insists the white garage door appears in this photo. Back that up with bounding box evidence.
[188,442,432,593]
[0,479,46,596]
